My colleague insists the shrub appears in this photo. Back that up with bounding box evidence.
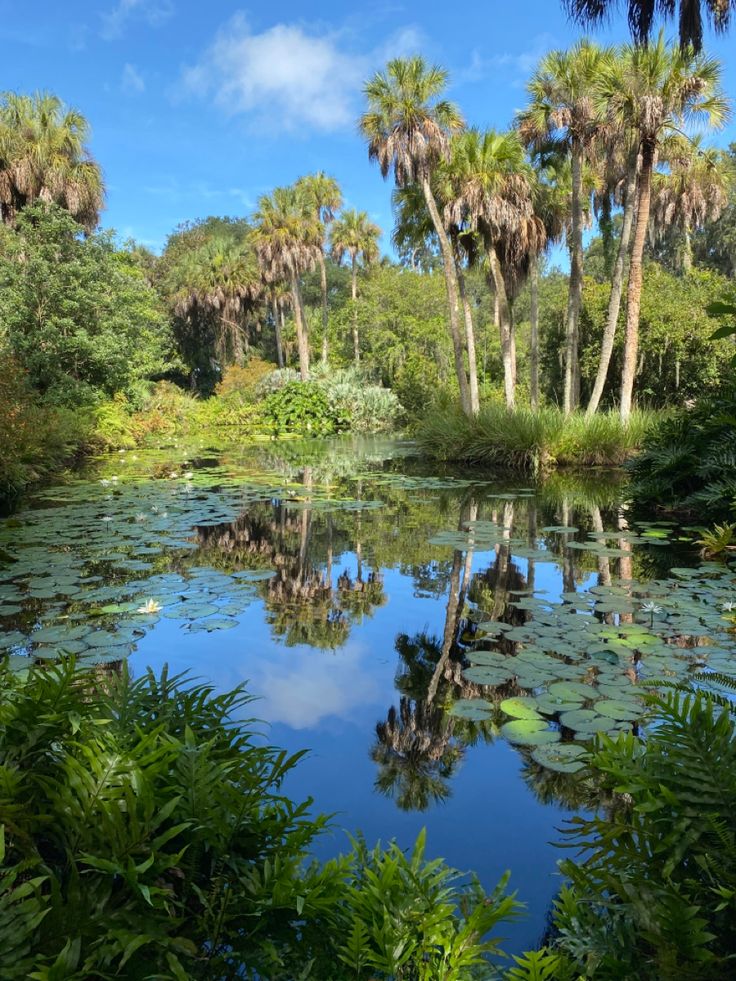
[215,357,275,400]
[0,661,520,979]
[263,382,347,436]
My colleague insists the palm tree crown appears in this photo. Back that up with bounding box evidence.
[564,0,736,53]
[331,209,380,268]
[0,91,104,231]
[252,186,321,281]
[360,56,465,186]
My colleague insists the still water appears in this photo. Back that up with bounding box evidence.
[2,435,735,953]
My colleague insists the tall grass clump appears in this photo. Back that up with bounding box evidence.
[416,404,659,473]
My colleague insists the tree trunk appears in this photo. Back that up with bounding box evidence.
[681,224,693,275]
[457,263,480,415]
[586,150,639,416]
[318,251,329,363]
[351,256,360,365]
[621,140,655,422]
[272,298,285,369]
[420,177,471,415]
[290,275,310,380]
[488,246,515,409]
[530,254,540,411]
[564,143,585,415]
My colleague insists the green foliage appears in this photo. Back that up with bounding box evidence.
[0,204,172,405]
[417,404,656,472]
[629,384,736,521]
[0,662,520,980]
[0,353,94,503]
[263,382,346,436]
[553,692,736,979]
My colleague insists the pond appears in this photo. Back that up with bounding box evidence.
[1,435,735,954]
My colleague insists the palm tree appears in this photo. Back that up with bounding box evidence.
[330,209,381,364]
[295,172,342,363]
[651,135,732,273]
[391,182,440,271]
[564,0,736,52]
[0,91,104,231]
[529,155,569,409]
[586,75,642,417]
[600,36,728,419]
[172,235,262,364]
[440,128,544,409]
[518,40,611,413]
[253,186,322,380]
[360,57,472,415]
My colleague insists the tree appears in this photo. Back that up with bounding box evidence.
[651,135,732,273]
[519,41,611,413]
[295,172,342,363]
[564,0,736,52]
[441,128,544,409]
[253,186,322,380]
[600,35,727,419]
[360,57,473,415]
[0,92,104,231]
[330,209,381,364]
[0,203,170,403]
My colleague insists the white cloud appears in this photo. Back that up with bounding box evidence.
[101,0,174,41]
[121,63,145,95]
[180,14,426,136]
[460,33,558,86]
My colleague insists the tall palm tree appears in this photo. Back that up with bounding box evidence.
[360,56,472,415]
[600,35,728,419]
[651,135,732,273]
[0,91,104,230]
[518,40,611,413]
[440,128,544,409]
[295,172,342,363]
[330,208,380,364]
[253,186,322,380]
[586,79,642,416]
[564,0,736,52]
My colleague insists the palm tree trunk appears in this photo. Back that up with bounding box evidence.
[456,264,479,415]
[586,150,639,416]
[318,251,329,363]
[420,177,471,416]
[564,143,585,415]
[530,254,540,411]
[681,224,693,275]
[488,246,515,409]
[290,274,310,380]
[621,141,655,422]
[351,256,360,365]
[272,298,285,368]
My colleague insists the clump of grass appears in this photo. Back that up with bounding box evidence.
[415,404,659,473]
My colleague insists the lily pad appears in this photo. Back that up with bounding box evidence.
[531,742,587,773]
[500,696,542,720]
[501,720,561,746]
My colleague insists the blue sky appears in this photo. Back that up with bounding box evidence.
[4,0,735,253]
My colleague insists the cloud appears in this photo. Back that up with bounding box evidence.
[121,63,145,95]
[460,33,558,86]
[180,14,426,136]
[101,0,174,40]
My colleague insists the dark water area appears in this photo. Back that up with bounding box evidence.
[1,435,735,954]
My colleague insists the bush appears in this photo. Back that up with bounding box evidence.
[0,661,519,979]
[0,353,93,503]
[629,385,736,521]
[262,382,347,436]
[215,358,275,400]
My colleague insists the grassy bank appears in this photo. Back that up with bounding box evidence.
[415,404,659,473]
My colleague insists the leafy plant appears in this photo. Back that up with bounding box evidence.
[263,381,347,436]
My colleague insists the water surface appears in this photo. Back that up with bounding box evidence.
[2,435,735,953]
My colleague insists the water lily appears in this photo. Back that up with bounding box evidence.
[100,515,113,524]
[136,598,161,614]
[110,476,119,483]
[723,601,736,613]
[183,471,193,479]
[100,478,111,487]
[135,513,147,523]
[169,472,178,479]
[641,600,663,627]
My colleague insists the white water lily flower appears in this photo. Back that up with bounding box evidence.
[110,476,119,483]
[723,601,736,613]
[135,513,147,523]
[100,478,111,486]
[183,471,193,479]
[137,598,161,614]
[151,505,160,513]
[641,601,663,614]
[169,472,178,479]
[100,515,113,524]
